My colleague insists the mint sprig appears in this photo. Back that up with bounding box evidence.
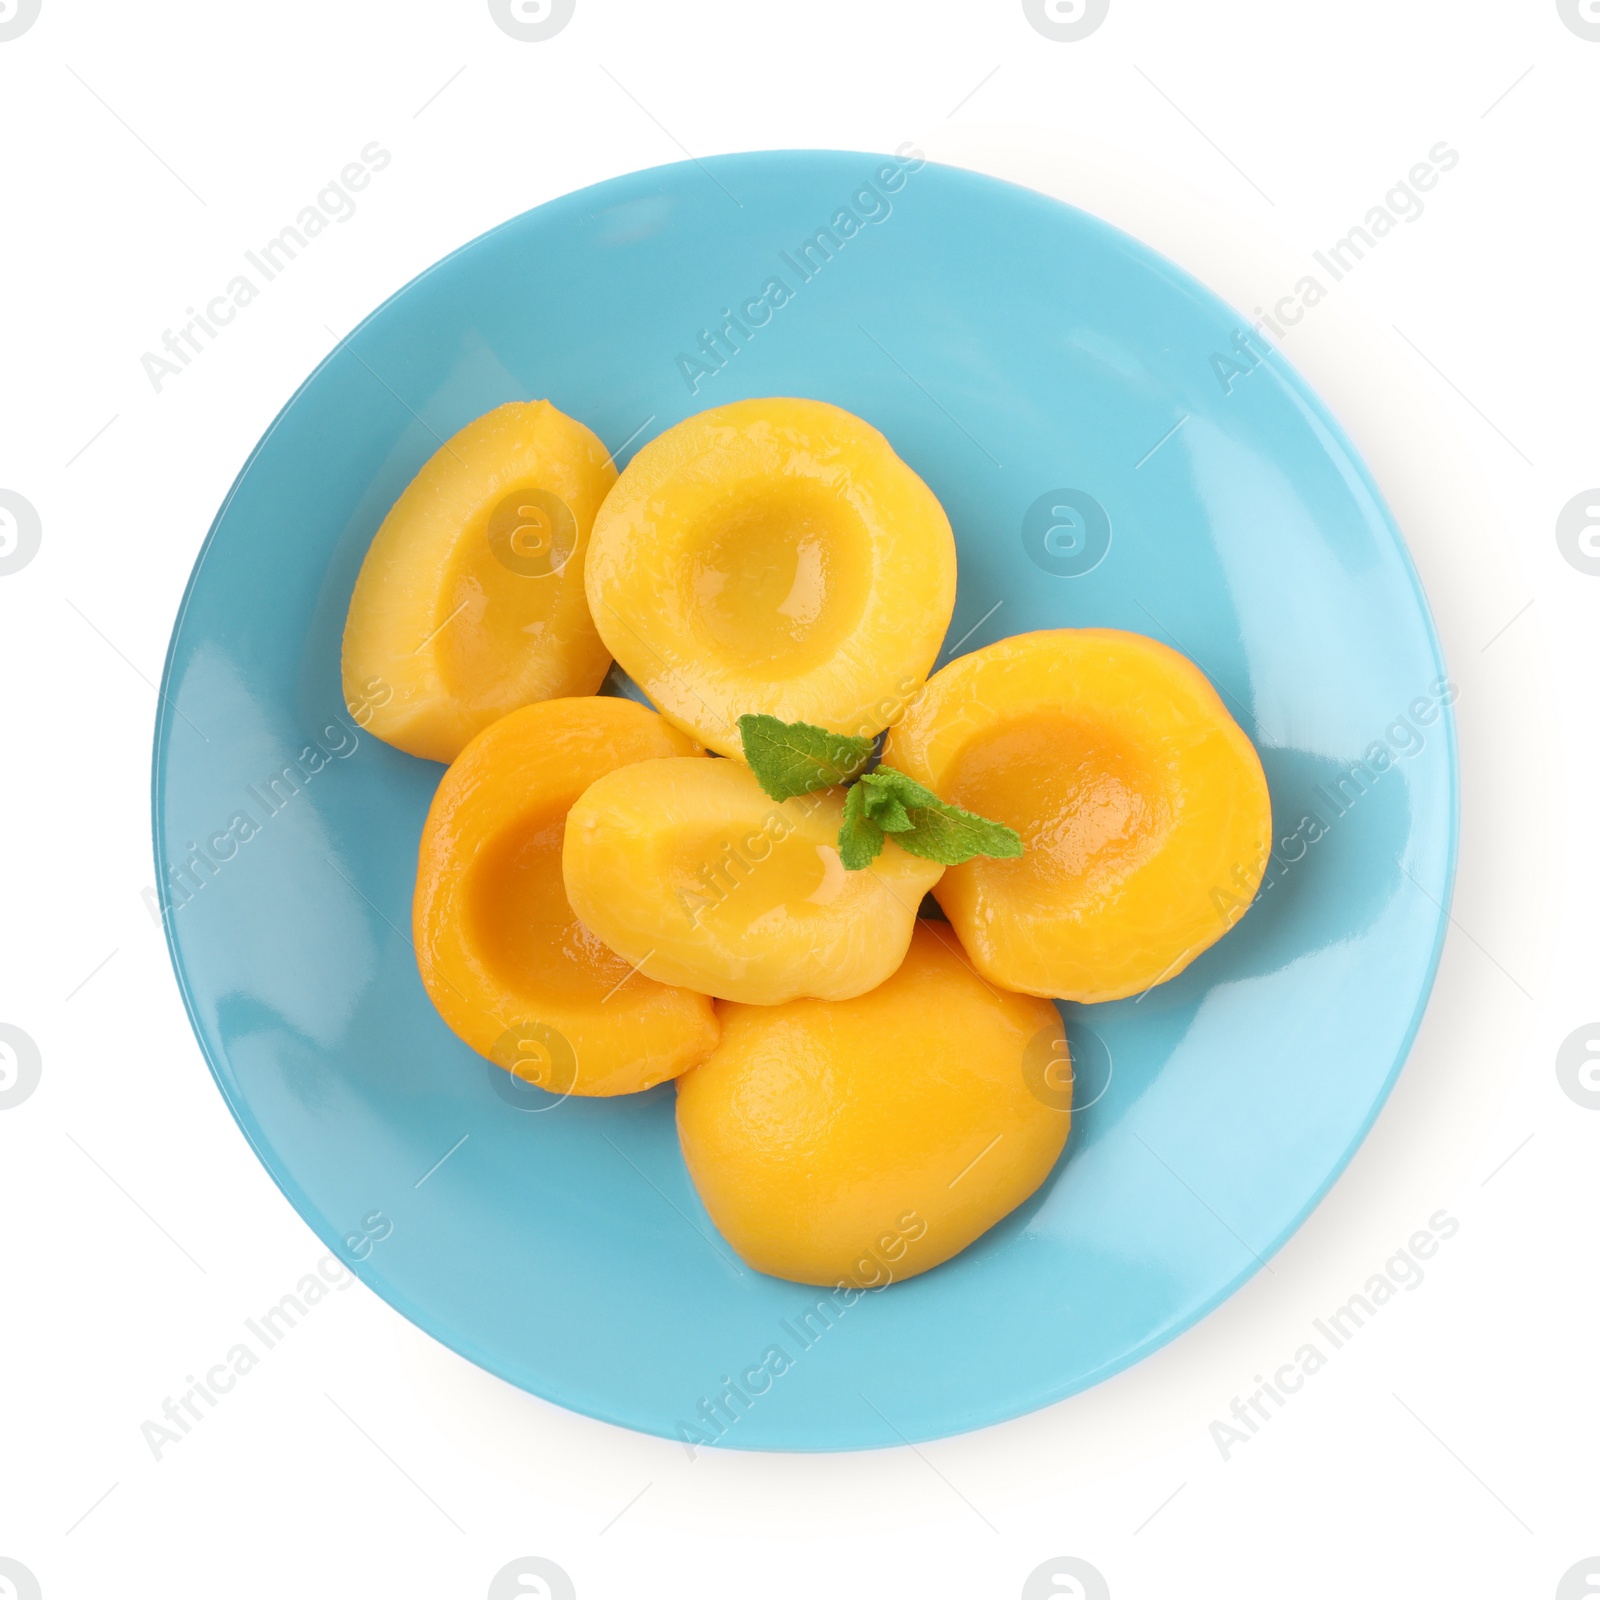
[848,767,1023,869]
[838,781,886,870]
[740,713,1023,871]
[738,713,875,801]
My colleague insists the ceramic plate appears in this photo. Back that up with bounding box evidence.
[154,151,1457,1449]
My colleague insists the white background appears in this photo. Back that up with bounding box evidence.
[2,2,1596,1597]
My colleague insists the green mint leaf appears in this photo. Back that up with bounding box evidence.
[843,765,1023,869]
[891,803,1024,866]
[837,781,886,869]
[856,774,914,833]
[738,713,876,802]
[857,767,940,818]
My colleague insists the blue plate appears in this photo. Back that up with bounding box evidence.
[154,151,1456,1450]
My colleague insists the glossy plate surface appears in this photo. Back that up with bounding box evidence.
[154,151,1457,1450]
